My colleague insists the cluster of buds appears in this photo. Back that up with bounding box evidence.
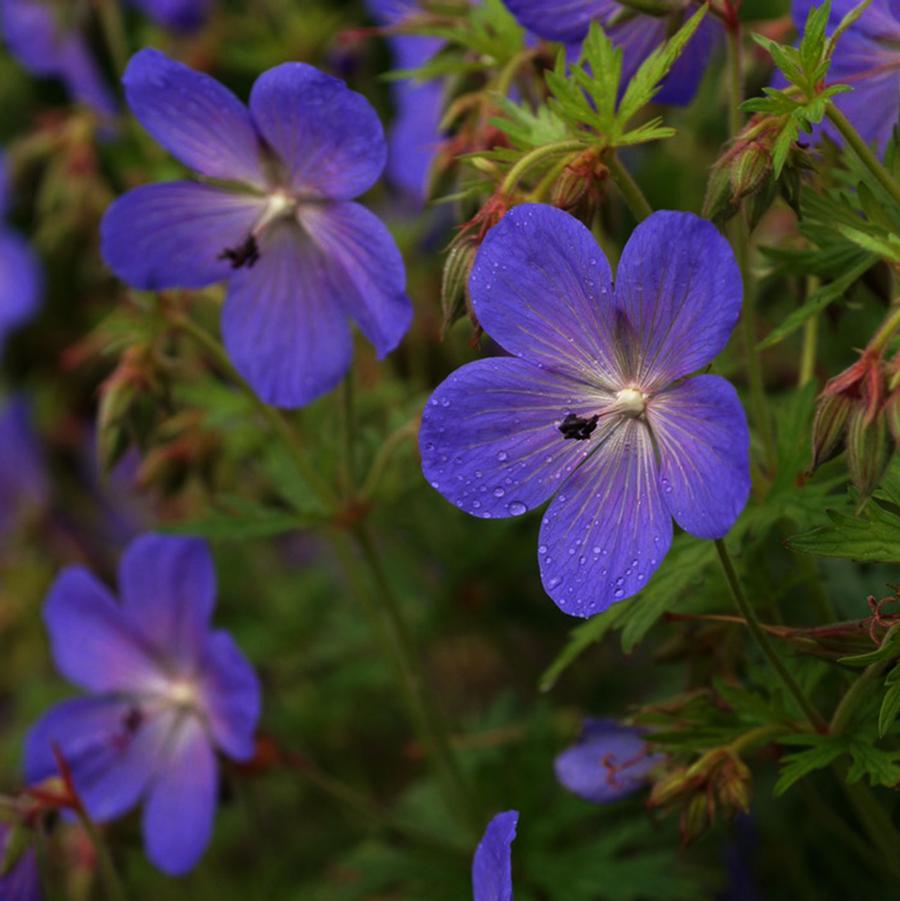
[811,308,900,503]
[648,747,751,844]
[551,147,608,225]
[441,193,509,339]
[704,114,809,228]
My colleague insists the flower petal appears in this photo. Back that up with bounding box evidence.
[385,76,444,200]
[299,202,412,357]
[199,630,261,761]
[249,63,386,199]
[646,375,750,539]
[43,567,160,692]
[420,357,612,520]
[614,210,742,389]
[472,810,518,901]
[221,221,353,408]
[554,719,660,803]
[133,0,211,32]
[503,0,613,43]
[654,19,722,106]
[538,417,672,617]
[0,396,48,536]
[0,230,42,352]
[118,534,216,665]
[100,182,264,290]
[123,48,264,185]
[142,717,218,876]
[24,698,174,821]
[470,204,621,386]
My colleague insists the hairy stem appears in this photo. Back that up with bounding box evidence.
[725,24,777,470]
[715,539,828,731]
[501,140,585,196]
[607,153,653,221]
[826,105,900,209]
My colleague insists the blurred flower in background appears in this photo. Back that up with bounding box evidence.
[502,0,722,105]
[25,534,261,875]
[101,49,412,408]
[0,396,48,540]
[0,156,42,356]
[790,0,900,155]
[0,823,41,901]
[555,719,661,803]
[131,0,211,32]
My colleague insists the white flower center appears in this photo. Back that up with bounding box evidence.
[166,679,200,711]
[616,387,646,417]
[256,190,296,233]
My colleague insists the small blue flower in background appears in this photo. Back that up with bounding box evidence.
[24,533,261,876]
[101,49,412,408]
[791,0,899,156]
[366,0,445,202]
[0,157,42,355]
[0,396,48,539]
[0,824,41,901]
[472,810,518,901]
[0,0,118,118]
[555,719,661,803]
[503,0,722,105]
[420,204,750,618]
[131,0,212,32]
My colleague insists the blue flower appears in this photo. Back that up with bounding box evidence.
[420,204,750,618]
[366,0,445,201]
[24,534,261,876]
[555,719,661,803]
[131,0,211,32]
[0,396,48,539]
[0,158,42,355]
[101,49,413,408]
[0,0,118,117]
[0,824,41,901]
[472,810,518,901]
[503,0,722,105]
[791,0,899,155]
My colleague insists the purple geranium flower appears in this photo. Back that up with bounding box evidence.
[792,0,899,155]
[101,49,412,408]
[0,825,41,901]
[503,0,722,105]
[555,719,661,803]
[367,0,445,201]
[0,158,42,355]
[472,810,518,901]
[420,205,750,617]
[0,396,48,538]
[0,0,117,117]
[24,534,261,876]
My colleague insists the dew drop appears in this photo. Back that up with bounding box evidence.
[493,487,505,498]
[507,501,527,516]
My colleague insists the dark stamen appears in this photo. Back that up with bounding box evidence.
[559,413,599,441]
[219,235,260,269]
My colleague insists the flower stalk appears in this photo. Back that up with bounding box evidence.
[606,152,653,221]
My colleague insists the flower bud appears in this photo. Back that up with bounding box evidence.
[441,240,477,339]
[1,822,30,876]
[810,392,853,471]
[846,402,892,504]
[886,390,900,449]
[679,793,712,844]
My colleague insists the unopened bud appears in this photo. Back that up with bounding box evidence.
[713,755,751,814]
[648,767,694,808]
[97,374,139,473]
[441,240,477,340]
[1,822,30,876]
[846,402,892,504]
[810,392,853,471]
[886,390,900,448]
[680,792,712,844]
[730,140,771,205]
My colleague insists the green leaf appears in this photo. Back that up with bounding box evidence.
[757,256,874,350]
[163,497,317,541]
[846,741,900,787]
[878,673,900,738]
[775,738,846,795]
[788,498,900,563]
[839,623,900,667]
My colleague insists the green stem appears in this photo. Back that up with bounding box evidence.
[869,302,900,355]
[173,314,337,509]
[360,418,419,502]
[75,813,126,901]
[335,528,479,833]
[838,776,900,878]
[96,0,129,76]
[725,24,777,471]
[500,140,585,196]
[338,375,356,499]
[495,48,538,97]
[606,152,653,222]
[527,153,576,203]
[715,539,828,731]
[799,317,818,387]
[830,661,888,736]
[826,105,900,209]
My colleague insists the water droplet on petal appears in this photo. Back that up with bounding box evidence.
[507,501,527,516]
